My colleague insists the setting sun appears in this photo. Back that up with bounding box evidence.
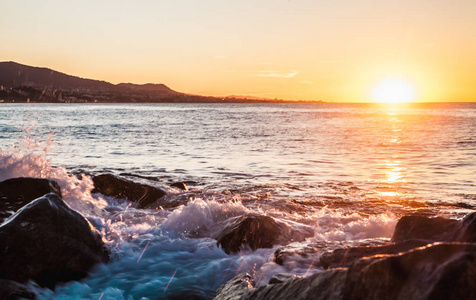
[372,79,415,104]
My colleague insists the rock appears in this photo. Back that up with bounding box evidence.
[0,177,62,219]
[341,243,476,300]
[216,214,312,254]
[460,212,476,242]
[0,193,110,289]
[319,239,430,269]
[215,243,476,300]
[274,239,389,266]
[214,273,254,300]
[171,182,188,190]
[391,215,461,243]
[215,270,346,300]
[274,240,343,266]
[0,279,36,299]
[268,273,301,284]
[92,174,167,208]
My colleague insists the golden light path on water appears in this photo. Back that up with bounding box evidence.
[377,106,405,198]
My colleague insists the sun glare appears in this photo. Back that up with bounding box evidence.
[372,79,415,104]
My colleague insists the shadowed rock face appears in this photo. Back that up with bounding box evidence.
[170,182,188,190]
[92,174,167,208]
[0,193,110,289]
[0,177,62,219]
[319,239,430,269]
[215,243,476,300]
[0,279,36,299]
[391,215,463,243]
[216,214,312,254]
[276,213,476,268]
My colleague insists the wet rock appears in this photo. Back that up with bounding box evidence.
[171,182,188,190]
[0,177,62,219]
[460,212,476,242]
[0,279,36,299]
[391,215,461,243]
[319,239,430,269]
[215,243,476,300]
[268,273,300,284]
[274,239,389,266]
[0,193,110,289]
[216,214,312,254]
[214,273,254,300]
[92,174,167,208]
[214,270,346,300]
[341,243,476,300]
[274,241,340,266]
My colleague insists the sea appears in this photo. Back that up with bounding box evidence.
[0,102,475,299]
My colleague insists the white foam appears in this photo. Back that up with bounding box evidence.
[0,137,108,216]
[311,207,398,241]
[160,198,250,238]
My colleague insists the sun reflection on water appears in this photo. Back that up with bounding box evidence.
[383,160,404,184]
[377,107,407,196]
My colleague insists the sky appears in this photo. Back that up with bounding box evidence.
[1,0,475,102]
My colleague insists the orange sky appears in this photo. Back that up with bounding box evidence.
[1,0,475,102]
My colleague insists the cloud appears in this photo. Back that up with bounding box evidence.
[254,70,298,78]
[300,80,313,85]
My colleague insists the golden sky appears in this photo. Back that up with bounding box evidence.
[1,0,475,102]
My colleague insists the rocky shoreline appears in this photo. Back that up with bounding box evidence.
[1,176,475,299]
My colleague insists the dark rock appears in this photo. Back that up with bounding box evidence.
[171,182,188,190]
[268,273,300,284]
[214,273,254,300]
[341,243,476,300]
[460,212,476,242]
[0,193,110,289]
[0,279,36,299]
[391,215,461,243]
[0,177,62,219]
[274,240,342,266]
[215,243,476,300]
[215,270,345,300]
[319,239,430,269]
[92,174,167,208]
[274,239,389,266]
[216,214,312,254]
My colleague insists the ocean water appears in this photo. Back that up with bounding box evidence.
[0,102,475,299]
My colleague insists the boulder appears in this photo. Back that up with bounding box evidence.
[215,243,476,300]
[92,174,167,208]
[0,177,62,219]
[0,193,110,289]
[276,213,476,268]
[216,214,312,254]
[460,212,476,242]
[319,239,429,269]
[170,182,188,190]
[0,279,36,299]
[274,240,343,266]
[268,273,301,284]
[391,215,461,243]
[214,273,255,300]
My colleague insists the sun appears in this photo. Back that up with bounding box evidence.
[372,79,415,104]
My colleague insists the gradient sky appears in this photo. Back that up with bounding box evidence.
[1,0,475,102]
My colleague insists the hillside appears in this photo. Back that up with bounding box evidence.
[0,61,318,103]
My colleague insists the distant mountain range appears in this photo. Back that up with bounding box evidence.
[0,61,320,103]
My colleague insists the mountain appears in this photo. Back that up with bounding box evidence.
[0,61,318,103]
[0,61,177,94]
[0,62,202,103]
[0,61,114,91]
